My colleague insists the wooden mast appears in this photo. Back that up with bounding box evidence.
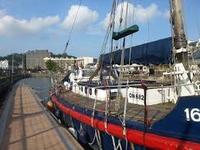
[170,0,195,96]
[170,0,188,68]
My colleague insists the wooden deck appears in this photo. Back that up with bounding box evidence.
[60,90,175,124]
[0,81,83,150]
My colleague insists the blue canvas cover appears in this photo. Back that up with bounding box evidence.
[101,37,172,65]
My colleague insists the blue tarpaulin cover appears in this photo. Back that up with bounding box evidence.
[101,37,172,65]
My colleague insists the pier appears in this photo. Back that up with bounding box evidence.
[0,80,83,150]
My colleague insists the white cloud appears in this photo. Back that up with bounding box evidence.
[163,10,170,19]
[102,2,163,29]
[0,11,60,37]
[134,4,161,23]
[61,5,99,31]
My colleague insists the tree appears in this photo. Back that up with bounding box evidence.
[45,60,58,72]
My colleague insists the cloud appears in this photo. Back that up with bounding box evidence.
[102,2,163,29]
[0,11,60,37]
[61,5,99,31]
[134,3,161,23]
[163,10,170,19]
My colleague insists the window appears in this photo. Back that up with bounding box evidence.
[95,89,98,95]
[85,87,87,94]
[89,88,92,95]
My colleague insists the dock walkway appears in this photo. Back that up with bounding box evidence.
[0,81,83,150]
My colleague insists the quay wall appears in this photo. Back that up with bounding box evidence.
[0,74,30,97]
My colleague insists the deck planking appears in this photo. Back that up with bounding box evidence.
[60,90,174,124]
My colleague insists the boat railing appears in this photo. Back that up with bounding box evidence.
[93,82,199,91]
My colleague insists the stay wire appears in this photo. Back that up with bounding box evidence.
[64,0,82,54]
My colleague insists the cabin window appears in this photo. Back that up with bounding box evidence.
[89,88,92,95]
[85,87,87,94]
[95,89,98,95]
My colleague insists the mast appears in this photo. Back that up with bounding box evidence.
[11,54,14,83]
[170,0,188,68]
[170,0,195,96]
[22,53,24,74]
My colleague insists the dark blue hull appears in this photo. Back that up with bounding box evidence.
[50,95,200,149]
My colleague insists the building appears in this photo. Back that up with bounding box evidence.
[44,57,75,71]
[26,50,51,69]
[44,56,97,71]
[76,57,97,68]
[0,60,8,69]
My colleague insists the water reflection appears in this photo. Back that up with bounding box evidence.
[23,77,51,100]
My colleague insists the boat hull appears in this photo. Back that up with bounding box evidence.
[50,95,200,149]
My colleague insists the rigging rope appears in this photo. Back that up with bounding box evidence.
[97,0,117,82]
[63,0,82,54]
[91,93,97,127]
[103,79,111,134]
[100,0,117,56]
[111,136,123,150]
[128,0,134,68]
[88,129,102,150]
[116,0,129,112]
[109,0,117,79]
[169,0,178,98]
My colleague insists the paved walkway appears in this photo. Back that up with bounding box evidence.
[1,81,83,150]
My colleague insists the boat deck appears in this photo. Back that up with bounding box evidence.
[59,89,175,124]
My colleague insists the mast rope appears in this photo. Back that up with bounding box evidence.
[119,0,124,30]
[111,136,123,150]
[121,3,129,149]
[63,0,82,54]
[115,0,129,112]
[97,0,117,81]
[100,0,117,56]
[109,0,117,79]
[88,129,102,150]
[91,92,97,127]
[103,79,111,134]
[110,0,124,77]
[169,0,177,97]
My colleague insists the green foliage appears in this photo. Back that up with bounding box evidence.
[0,53,24,67]
[51,53,76,58]
[45,60,59,72]
[0,52,76,69]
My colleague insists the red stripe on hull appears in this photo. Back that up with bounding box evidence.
[52,95,200,150]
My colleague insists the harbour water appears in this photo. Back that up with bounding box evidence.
[23,77,51,101]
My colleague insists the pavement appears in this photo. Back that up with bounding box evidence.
[0,81,84,150]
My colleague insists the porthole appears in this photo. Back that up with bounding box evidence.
[89,88,92,95]
[95,89,98,95]
[85,87,87,94]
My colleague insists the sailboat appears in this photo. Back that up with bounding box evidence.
[46,0,200,149]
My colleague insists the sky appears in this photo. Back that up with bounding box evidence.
[0,0,199,57]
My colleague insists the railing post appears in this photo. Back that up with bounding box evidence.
[141,81,148,126]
